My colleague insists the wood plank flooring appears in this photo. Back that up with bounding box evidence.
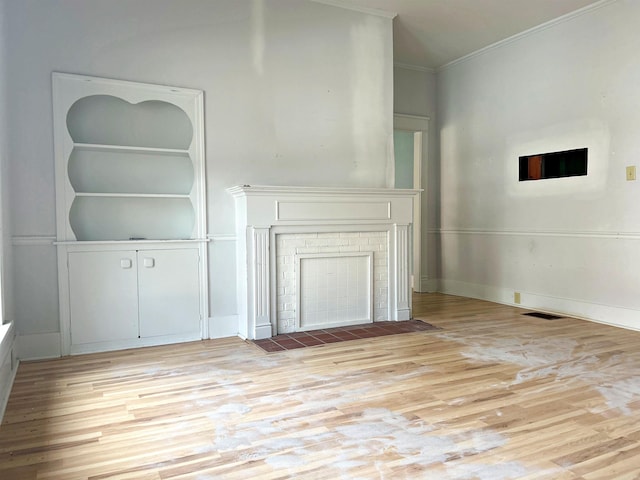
[2,293,640,479]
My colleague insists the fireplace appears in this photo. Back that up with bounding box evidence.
[228,185,420,340]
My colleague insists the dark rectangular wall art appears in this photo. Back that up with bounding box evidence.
[519,148,588,181]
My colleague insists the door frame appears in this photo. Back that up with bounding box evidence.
[393,113,429,293]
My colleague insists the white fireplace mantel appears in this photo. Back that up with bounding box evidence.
[228,185,421,340]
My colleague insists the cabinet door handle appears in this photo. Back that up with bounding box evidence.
[143,257,155,268]
[120,258,133,269]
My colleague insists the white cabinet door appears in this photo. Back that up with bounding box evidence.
[68,251,139,345]
[137,249,201,337]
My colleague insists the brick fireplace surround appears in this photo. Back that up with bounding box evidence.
[228,185,420,340]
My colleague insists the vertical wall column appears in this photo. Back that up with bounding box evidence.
[394,224,411,320]
[248,226,273,339]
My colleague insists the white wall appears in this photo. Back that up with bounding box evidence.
[0,0,12,324]
[436,0,640,329]
[394,65,439,290]
[4,0,393,353]
[0,0,18,419]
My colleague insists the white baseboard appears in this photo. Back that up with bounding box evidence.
[439,279,640,332]
[0,322,17,422]
[70,333,204,355]
[18,321,242,358]
[520,292,640,332]
[17,332,62,360]
[208,315,239,339]
[254,322,273,340]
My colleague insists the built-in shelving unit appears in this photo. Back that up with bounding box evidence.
[53,72,208,355]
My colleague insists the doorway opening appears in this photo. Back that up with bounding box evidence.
[393,114,429,293]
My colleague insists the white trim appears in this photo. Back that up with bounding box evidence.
[394,113,430,131]
[393,114,429,299]
[394,224,411,320]
[54,238,208,246]
[52,72,203,96]
[438,0,618,72]
[68,332,202,356]
[12,235,56,246]
[0,361,18,424]
[0,322,15,358]
[437,227,640,240]
[0,322,17,423]
[251,227,271,339]
[276,200,391,222]
[439,279,640,333]
[394,63,435,74]
[254,323,273,340]
[207,234,237,242]
[309,0,397,19]
[227,185,421,197]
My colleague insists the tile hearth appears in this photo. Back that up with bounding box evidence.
[252,320,439,352]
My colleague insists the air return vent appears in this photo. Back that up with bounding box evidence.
[523,312,563,320]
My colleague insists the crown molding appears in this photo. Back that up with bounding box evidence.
[309,0,397,19]
[394,63,436,74]
[438,0,619,72]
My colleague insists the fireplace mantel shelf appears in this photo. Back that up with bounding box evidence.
[227,184,422,197]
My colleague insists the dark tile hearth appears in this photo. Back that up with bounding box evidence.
[252,320,439,352]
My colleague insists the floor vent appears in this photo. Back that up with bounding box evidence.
[523,312,563,320]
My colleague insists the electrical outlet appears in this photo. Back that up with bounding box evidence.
[514,292,521,304]
[626,166,636,181]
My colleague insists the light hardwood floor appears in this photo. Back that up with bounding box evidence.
[2,293,640,479]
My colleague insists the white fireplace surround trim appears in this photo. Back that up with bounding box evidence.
[228,185,421,340]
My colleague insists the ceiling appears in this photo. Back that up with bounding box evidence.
[315,0,602,69]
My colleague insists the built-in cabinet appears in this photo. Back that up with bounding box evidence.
[53,73,208,355]
[68,248,201,345]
